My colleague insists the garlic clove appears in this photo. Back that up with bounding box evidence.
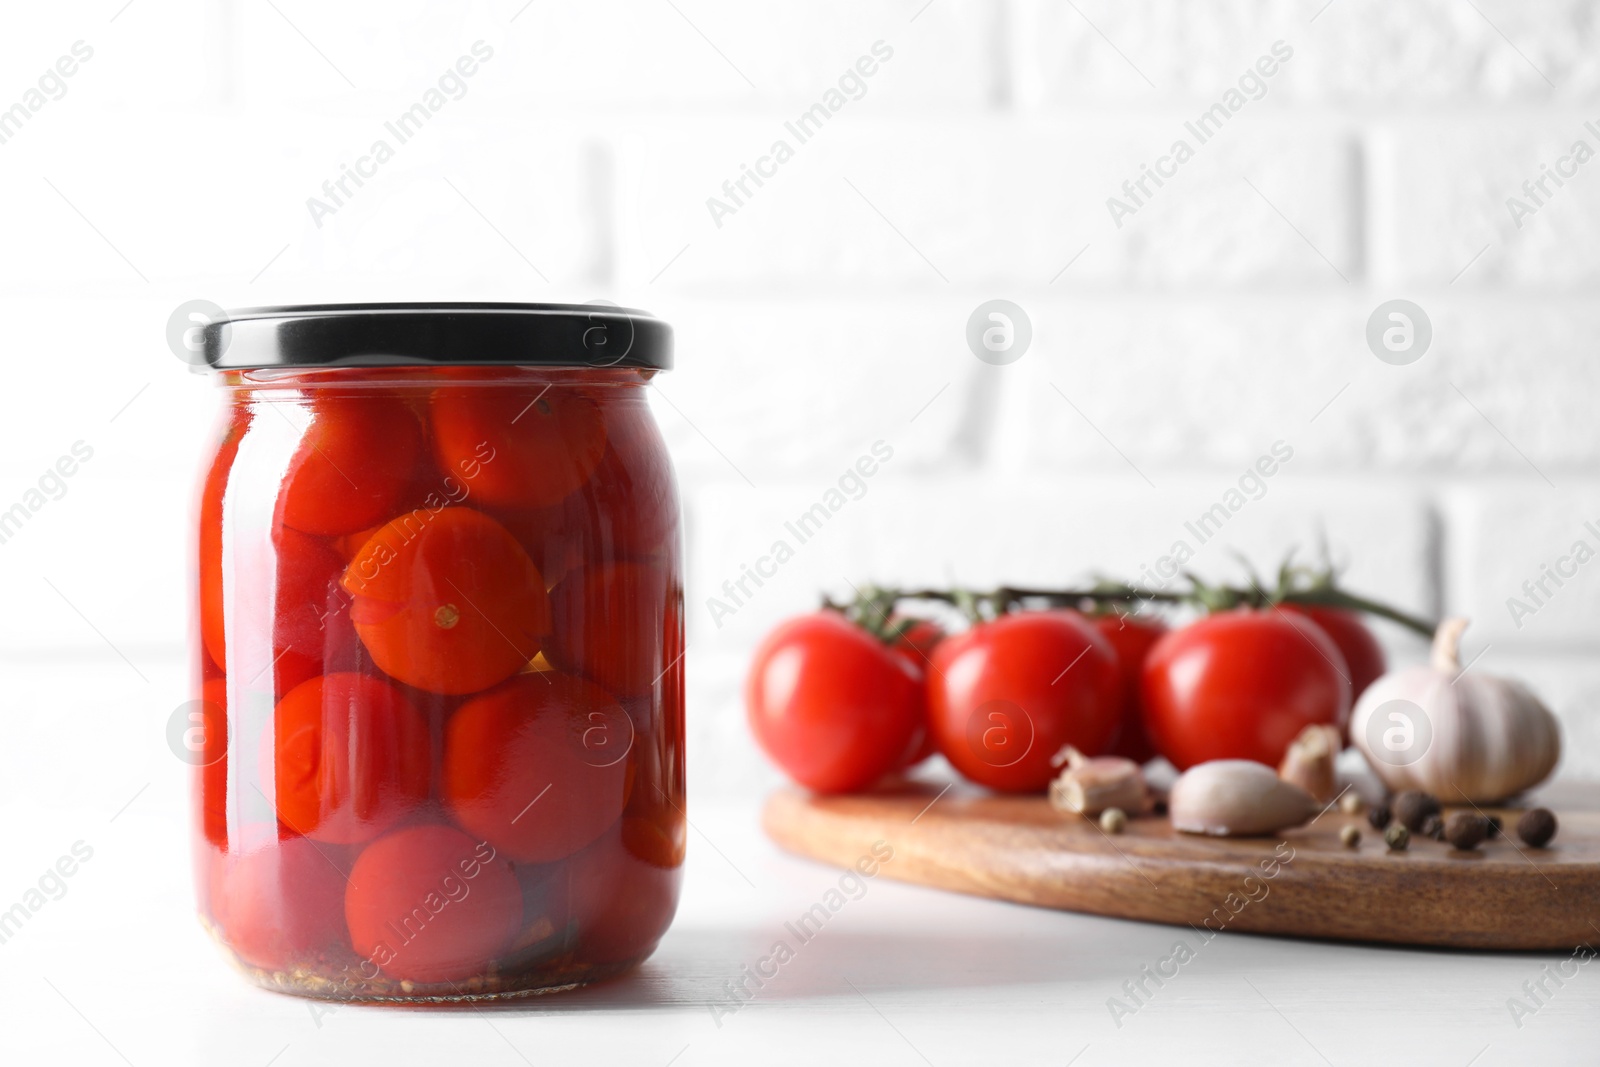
[1278,723,1342,803]
[1169,760,1320,837]
[1051,745,1089,771]
[1048,752,1151,817]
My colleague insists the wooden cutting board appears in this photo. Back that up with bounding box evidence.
[762,780,1600,950]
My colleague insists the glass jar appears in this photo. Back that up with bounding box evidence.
[190,304,684,1002]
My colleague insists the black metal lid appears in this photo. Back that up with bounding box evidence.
[202,302,671,371]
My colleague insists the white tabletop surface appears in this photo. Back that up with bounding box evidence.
[4,655,1597,1066]
[3,803,1596,1067]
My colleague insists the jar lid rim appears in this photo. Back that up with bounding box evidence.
[201,302,671,371]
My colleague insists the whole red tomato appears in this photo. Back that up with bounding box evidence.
[268,673,432,843]
[493,397,680,586]
[344,824,522,984]
[204,522,362,695]
[1279,604,1386,703]
[277,395,423,537]
[547,561,672,698]
[1090,613,1169,764]
[889,618,944,769]
[502,815,682,967]
[1140,609,1352,771]
[197,677,230,849]
[443,672,633,862]
[198,408,247,675]
[431,387,607,510]
[567,817,682,965]
[746,612,922,794]
[270,527,361,693]
[342,507,549,695]
[927,611,1121,793]
[561,395,680,561]
[891,617,945,671]
[212,830,351,973]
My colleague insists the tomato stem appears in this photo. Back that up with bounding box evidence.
[1275,587,1435,636]
[821,584,919,644]
[838,569,1436,638]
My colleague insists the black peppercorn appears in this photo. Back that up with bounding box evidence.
[1444,812,1490,850]
[1420,813,1444,840]
[1486,815,1502,838]
[1367,801,1392,830]
[1517,808,1558,848]
[1394,790,1441,832]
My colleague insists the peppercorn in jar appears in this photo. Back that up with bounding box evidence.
[190,304,684,1001]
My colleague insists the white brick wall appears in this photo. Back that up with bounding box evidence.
[1372,118,1600,287]
[1012,1,1600,106]
[614,117,1362,289]
[1,1,1597,800]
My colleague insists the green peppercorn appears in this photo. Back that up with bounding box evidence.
[1385,823,1410,850]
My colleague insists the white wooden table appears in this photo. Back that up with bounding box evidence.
[3,795,1595,1067]
[1,654,1592,1065]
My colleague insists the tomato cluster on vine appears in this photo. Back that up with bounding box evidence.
[745,569,1411,795]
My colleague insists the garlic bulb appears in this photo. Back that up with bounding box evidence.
[1349,618,1561,803]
